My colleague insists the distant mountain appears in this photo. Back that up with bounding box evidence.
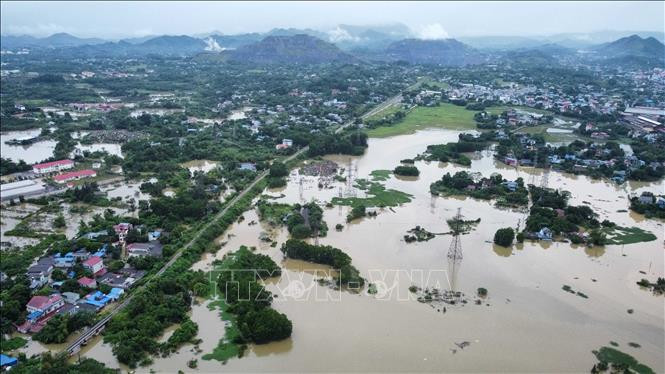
[327,23,411,51]
[229,34,357,64]
[383,38,484,66]
[209,33,263,49]
[1,32,105,49]
[267,28,327,39]
[593,34,665,59]
[41,33,105,47]
[0,34,39,49]
[119,35,157,44]
[139,35,207,54]
[501,49,560,66]
[458,36,543,50]
[547,30,665,48]
[29,35,207,57]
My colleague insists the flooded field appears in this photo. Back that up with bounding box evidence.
[77,129,664,372]
[1,129,57,164]
[74,143,124,158]
[1,129,125,163]
[181,159,219,175]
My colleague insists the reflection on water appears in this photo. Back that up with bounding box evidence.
[492,243,513,257]
[584,245,606,258]
[76,128,664,373]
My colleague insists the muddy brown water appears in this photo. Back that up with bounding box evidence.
[34,129,664,372]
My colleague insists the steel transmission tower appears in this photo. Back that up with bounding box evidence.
[344,158,356,197]
[447,208,463,261]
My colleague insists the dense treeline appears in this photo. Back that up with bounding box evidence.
[430,171,529,206]
[103,274,203,367]
[307,129,368,157]
[419,133,493,166]
[8,353,116,374]
[393,165,420,176]
[0,157,31,175]
[257,201,328,239]
[216,246,292,344]
[280,239,364,287]
[33,311,96,344]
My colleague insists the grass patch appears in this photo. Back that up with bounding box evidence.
[364,102,403,122]
[202,298,242,362]
[366,103,478,138]
[1,336,27,352]
[332,177,412,208]
[601,226,657,245]
[369,169,392,181]
[413,77,450,90]
[592,346,654,374]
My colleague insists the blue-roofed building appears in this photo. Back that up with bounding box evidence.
[51,281,64,289]
[107,288,125,301]
[84,291,111,309]
[26,310,43,322]
[92,244,108,258]
[148,231,162,242]
[1,354,18,369]
[54,252,75,268]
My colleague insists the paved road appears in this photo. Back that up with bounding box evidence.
[64,92,403,355]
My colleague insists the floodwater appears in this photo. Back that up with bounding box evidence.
[181,160,219,175]
[78,129,664,372]
[1,129,124,163]
[227,107,252,121]
[1,129,57,164]
[74,143,124,158]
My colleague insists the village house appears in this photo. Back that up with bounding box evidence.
[638,192,655,204]
[62,292,81,304]
[53,252,76,268]
[53,169,97,183]
[78,276,97,289]
[113,222,133,242]
[26,257,54,289]
[32,159,74,174]
[127,242,163,257]
[26,294,64,315]
[82,256,105,276]
[537,227,553,240]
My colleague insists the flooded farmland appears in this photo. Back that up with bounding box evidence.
[77,129,664,372]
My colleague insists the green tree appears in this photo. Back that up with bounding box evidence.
[268,162,288,178]
[53,214,66,229]
[494,227,515,247]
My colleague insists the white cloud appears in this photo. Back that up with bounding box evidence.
[327,26,361,43]
[204,37,224,52]
[415,23,450,40]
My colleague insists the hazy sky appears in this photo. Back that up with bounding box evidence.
[1,1,663,39]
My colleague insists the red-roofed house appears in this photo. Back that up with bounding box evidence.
[26,294,64,314]
[78,276,97,289]
[53,169,96,184]
[32,159,74,174]
[82,256,105,276]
